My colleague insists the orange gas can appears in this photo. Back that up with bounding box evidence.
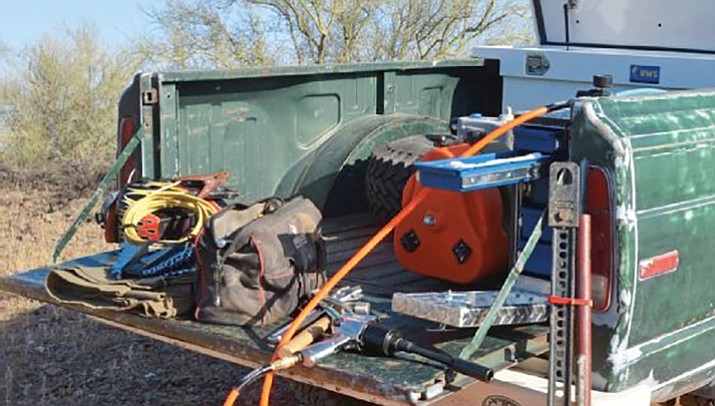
[394,144,509,284]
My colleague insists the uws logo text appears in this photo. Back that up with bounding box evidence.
[482,395,522,406]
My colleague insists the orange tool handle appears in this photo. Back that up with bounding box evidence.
[277,316,331,358]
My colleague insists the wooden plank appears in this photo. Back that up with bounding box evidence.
[342,260,405,279]
[325,233,383,255]
[327,241,392,264]
[323,225,379,241]
[330,257,457,298]
[343,263,406,297]
[374,270,430,287]
[321,213,375,234]
[394,277,458,294]
[326,254,396,276]
[326,242,393,265]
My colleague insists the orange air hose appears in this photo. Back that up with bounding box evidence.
[223,389,239,406]
[221,105,554,406]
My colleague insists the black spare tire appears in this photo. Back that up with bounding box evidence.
[364,135,437,224]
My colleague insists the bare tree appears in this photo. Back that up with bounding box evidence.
[1,25,140,178]
[368,0,532,60]
[248,0,375,64]
[140,0,277,70]
[0,40,10,77]
[144,0,533,68]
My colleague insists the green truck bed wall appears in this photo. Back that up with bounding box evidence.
[571,90,715,397]
[120,60,501,213]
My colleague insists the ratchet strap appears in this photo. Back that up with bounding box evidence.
[548,296,592,307]
[459,210,546,360]
[49,127,144,264]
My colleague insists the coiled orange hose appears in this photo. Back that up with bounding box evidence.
[228,105,552,406]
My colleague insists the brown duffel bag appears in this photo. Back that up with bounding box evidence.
[194,196,326,326]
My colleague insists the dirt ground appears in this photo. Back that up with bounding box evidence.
[0,184,301,405]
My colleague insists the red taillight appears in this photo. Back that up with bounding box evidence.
[586,166,614,312]
[118,118,137,186]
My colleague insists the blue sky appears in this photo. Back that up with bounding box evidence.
[0,0,164,51]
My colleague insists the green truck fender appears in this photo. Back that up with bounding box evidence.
[277,114,447,211]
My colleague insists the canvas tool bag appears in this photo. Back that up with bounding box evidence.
[194,196,326,326]
[45,266,193,319]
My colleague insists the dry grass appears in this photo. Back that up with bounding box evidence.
[0,184,299,405]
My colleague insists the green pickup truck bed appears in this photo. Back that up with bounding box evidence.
[0,214,548,405]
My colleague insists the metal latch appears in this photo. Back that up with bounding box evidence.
[142,88,158,105]
[526,54,550,76]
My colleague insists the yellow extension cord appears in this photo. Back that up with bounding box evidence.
[121,181,219,244]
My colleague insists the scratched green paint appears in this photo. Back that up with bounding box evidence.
[571,90,715,396]
[143,60,491,205]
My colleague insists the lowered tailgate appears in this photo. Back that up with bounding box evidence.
[0,214,548,405]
